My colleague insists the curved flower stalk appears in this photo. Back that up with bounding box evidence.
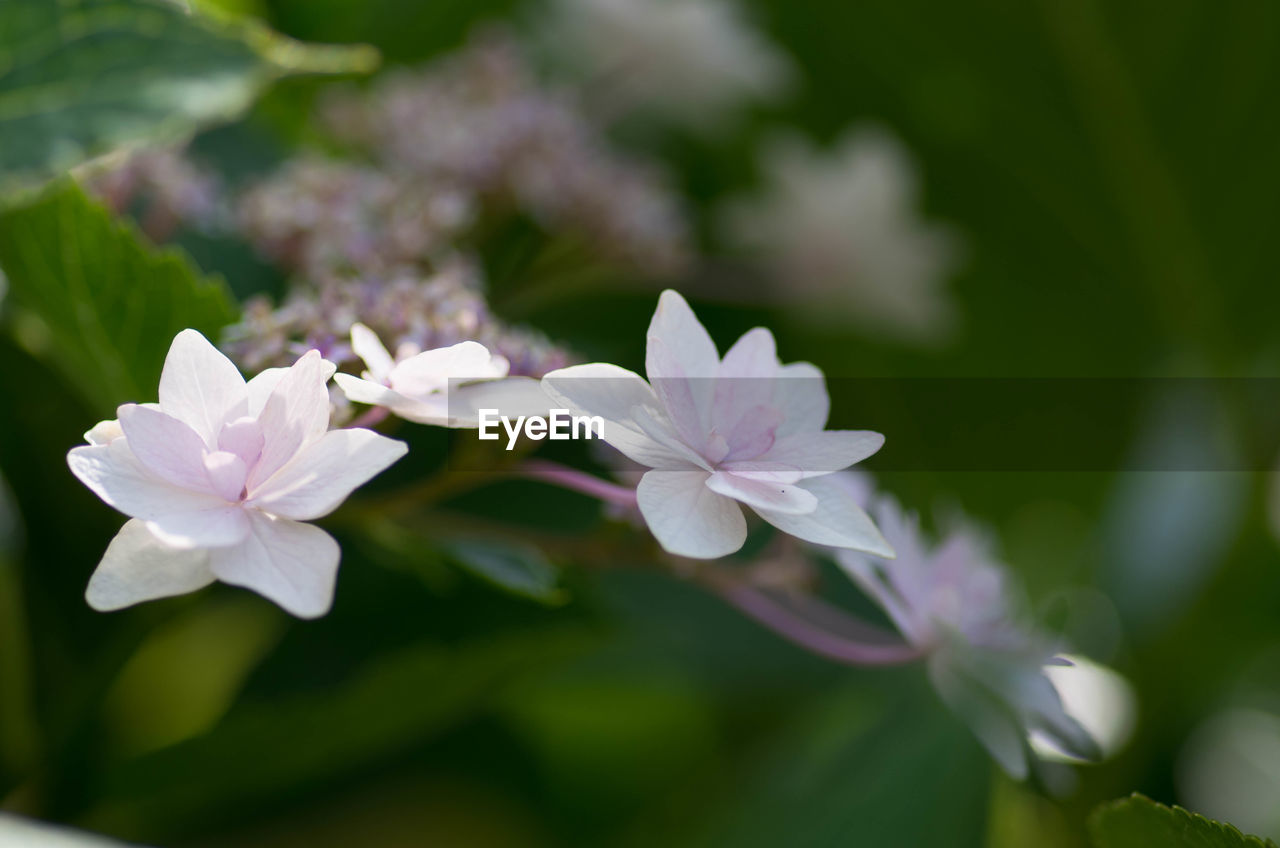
[724,127,960,343]
[67,330,408,618]
[541,290,892,559]
[836,494,1101,779]
[334,323,551,428]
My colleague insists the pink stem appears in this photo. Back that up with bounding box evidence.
[515,460,639,508]
[708,577,924,667]
[347,406,390,430]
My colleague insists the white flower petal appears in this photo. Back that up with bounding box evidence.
[209,512,340,619]
[146,505,250,549]
[68,442,226,520]
[202,451,248,502]
[760,430,884,477]
[773,361,829,436]
[84,418,124,445]
[541,364,692,468]
[250,428,408,520]
[636,469,746,558]
[752,474,894,556]
[443,377,552,427]
[645,291,719,445]
[246,359,337,418]
[713,327,779,432]
[85,519,215,611]
[333,372,408,409]
[645,289,719,379]
[117,404,215,493]
[390,341,508,397]
[350,322,395,383]
[247,350,335,491]
[157,329,248,447]
[705,470,818,515]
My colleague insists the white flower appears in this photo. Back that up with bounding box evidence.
[0,814,146,847]
[333,323,550,426]
[541,289,892,559]
[836,495,1100,778]
[724,126,960,343]
[67,330,407,618]
[541,0,792,131]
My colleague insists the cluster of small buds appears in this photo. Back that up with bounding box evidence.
[83,146,227,240]
[317,32,691,276]
[236,157,475,279]
[222,259,571,378]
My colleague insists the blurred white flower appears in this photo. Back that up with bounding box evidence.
[67,330,407,618]
[543,290,891,559]
[837,495,1100,778]
[1179,708,1280,840]
[724,127,961,343]
[334,323,551,427]
[1032,653,1136,763]
[541,0,793,131]
[0,814,147,847]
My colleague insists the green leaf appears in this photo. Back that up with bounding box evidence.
[86,628,589,841]
[0,0,378,195]
[655,679,991,848]
[1090,795,1279,848]
[444,538,567,605]
[0,181,238,415]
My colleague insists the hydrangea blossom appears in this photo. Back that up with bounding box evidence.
[835,494,1100,778]
[541,290,891,559]
[67,330,407,618]
[724,127,960,343]
[334,323,551,426]
[540,0,793,131]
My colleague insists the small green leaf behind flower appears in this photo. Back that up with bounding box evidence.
[1090,794,1279,848]
[0,182,237,416]
[0,0,378,196]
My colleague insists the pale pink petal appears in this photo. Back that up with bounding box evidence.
[246,359,337,417]
[645,291,719,447]
[758,430,884,476]
[636,469,747,558]
[705,470,818,515]
[210,512,340,618]
[203,451,248,501]
[541,364,693,468]
[157,329,248,447]
[86,519,215,611]
[632,405,713,471]
[773,362,829,436]
[217,416,265,467]
[249,429,408,520]
[146,505,250,549]
[247,351,334,491]
[647,337,713,452]
[389,341,508,398]
[752,475,894,556]
[350,322,395,383]
[713,327,778,434]
[720,404,783,461]
[68,442,226,519]
[118,404,214,493]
